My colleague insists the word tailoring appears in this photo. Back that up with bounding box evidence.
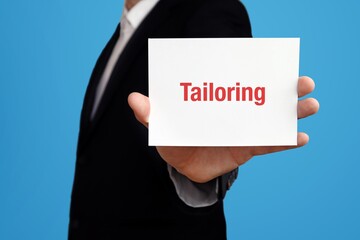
[179,82,266,106]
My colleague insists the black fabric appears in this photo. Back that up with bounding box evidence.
[68,0,252,239]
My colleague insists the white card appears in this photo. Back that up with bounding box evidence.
[148,38,299,146]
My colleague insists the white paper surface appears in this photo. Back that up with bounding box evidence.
[148,38,299,146]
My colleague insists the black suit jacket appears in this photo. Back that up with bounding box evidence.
[68,0,252,239]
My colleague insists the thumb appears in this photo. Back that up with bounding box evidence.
[128,92,150,128]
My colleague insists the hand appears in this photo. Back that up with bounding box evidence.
[128,76,320,183]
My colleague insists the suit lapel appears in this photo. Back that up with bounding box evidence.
[77,0,185,154]
[89,0,180,128]
[77,24,120,153]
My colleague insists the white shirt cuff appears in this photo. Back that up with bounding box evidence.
[167,164,219,207]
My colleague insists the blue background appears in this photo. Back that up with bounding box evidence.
[0,0,359,239]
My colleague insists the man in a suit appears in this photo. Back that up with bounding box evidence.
[68,0,320,239]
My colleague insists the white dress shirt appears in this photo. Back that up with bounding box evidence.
[90,0,219,207]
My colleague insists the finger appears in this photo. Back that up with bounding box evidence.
[298,76,315,98]
[128,92,150,128]
[298,97,320,119]
[249,132,309,156]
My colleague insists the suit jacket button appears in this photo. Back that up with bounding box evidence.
[77,155,86,165]
[70,219,80,229]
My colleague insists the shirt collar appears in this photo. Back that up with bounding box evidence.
[122,0,160,30]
